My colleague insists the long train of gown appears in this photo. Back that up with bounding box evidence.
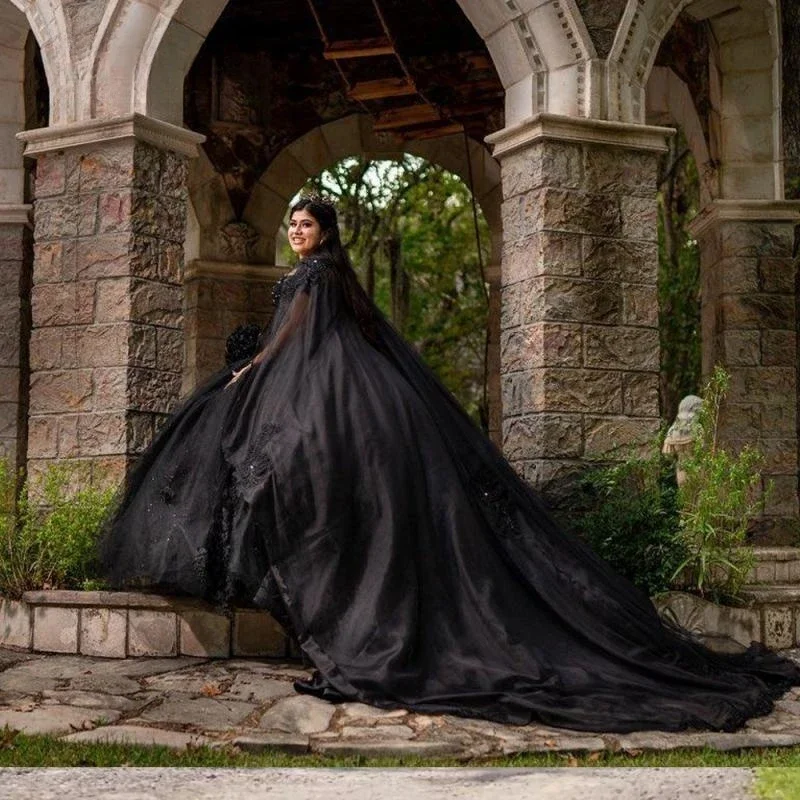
[102,255,800,733]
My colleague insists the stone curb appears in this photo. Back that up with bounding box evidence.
[0,591,291,659]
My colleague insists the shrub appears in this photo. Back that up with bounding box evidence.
[575,448,687,597]
[672,366,761,602]
[0,461,115,599]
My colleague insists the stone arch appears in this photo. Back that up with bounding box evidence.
[101,0,594,127]
[232,114,502,266]
[612,0,781,199]
[646,65,714,204]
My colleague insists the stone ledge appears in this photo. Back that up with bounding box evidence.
[1,591,287,660]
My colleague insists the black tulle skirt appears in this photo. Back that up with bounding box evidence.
[102,256,800,733]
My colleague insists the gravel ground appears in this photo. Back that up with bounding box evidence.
[0,767,757,800]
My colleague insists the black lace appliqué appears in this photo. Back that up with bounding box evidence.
[470,463,521,538]
[272,257,334,307]
[234,422,281,491]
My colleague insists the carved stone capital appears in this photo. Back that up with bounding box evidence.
[486,112,673,159]
[17,114,205,159]
[687,199,800,239]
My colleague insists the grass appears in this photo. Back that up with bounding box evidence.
[756,769,800,799]
[9,730,800,769]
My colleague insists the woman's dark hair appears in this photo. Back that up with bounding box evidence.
[291,195,378,344]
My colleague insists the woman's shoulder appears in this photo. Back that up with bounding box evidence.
[299,254,337,282]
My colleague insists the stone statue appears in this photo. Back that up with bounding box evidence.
[662,394,703,487]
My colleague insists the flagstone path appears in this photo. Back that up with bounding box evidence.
[2,647,800,758]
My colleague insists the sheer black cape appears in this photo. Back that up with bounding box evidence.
[102,255,800,733]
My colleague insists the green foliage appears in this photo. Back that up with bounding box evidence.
[286,155,491,428]
[672,367,761,602]
[657,130,702,421]
[0,460,114,599]
[575,448,687,596]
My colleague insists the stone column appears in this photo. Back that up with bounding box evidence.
[183,260,284,393]
[0,205,32,472]
[17,115,204,487]
[486,115,671,508]
[689,201,800,544]
[484,263,502,448]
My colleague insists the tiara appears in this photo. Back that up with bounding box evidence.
[301,192,337,210]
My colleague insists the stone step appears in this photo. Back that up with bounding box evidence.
[745,547,800,585]
[740,584,800,604]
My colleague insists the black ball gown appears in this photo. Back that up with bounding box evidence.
[102,254,800,733]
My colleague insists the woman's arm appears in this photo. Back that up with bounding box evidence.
[226,288,311,388]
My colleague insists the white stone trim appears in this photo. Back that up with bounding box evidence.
[184,260,287,283]
[485,112,673,159]
[17,114,206,158]
[0,204,31,226]
[688,200,800,239]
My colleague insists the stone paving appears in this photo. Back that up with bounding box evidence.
[2,647,800,758]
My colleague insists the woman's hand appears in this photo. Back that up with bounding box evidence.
[225,361,253,389]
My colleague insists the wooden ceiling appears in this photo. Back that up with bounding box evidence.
[185,0,504,216]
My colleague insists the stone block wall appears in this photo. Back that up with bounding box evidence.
[0,221,30,472]
[183,262,282,393]
[27,140,187,486]
[696,214,799,544]
[498,136,662,506]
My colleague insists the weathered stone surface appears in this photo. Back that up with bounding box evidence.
[621,371,660,416]
[224,675,296,704]
[500,322,582,372]
[137,696,254,730]
[654,592,761,650]
[584,325,659,370]
[539,368,623,414]
[503,414,583,460]
[41,690,143,712]
[0,704,118,736]
[0,599,31,650]
[233,610,286,658]
[259,695,336,735]
[179,611,231,658]
[128,610,177,657]
[502,232,582,286]
[33,606,79,654]
[501,140,583,199]
[80,607,127,658]
[338,724,415,741]
[64,725,211,749]
[583,416,659,457]
[764,606,795,649]
[339,702,408,720]
[28,370,93,415]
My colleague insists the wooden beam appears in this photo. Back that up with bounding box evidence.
[373,103,441,131]
[348,77,416,101]
[399,122,464,141]
[324,37,395,60]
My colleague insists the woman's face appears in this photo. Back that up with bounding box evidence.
[288,209,324,258]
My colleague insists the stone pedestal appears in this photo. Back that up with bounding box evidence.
[183,260,284,393]
[690,201,800,544]
[0,206,31,472]
[487,114,672,506]
[18,116,204,486]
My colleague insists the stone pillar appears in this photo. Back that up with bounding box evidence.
[17,116,204,487]
[183,260,284,393]
[689,201,800,545]
[486,115,671,507]
[0,205,32,472]
[484,263,502,448]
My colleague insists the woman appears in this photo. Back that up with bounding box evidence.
[103,195,800,733]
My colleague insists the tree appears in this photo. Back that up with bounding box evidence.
[282,155,491,428]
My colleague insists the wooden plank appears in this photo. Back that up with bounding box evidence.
[400,122,464,141]
[348,77,416,101]
[324,37,395,60]
[374,103,441,130]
